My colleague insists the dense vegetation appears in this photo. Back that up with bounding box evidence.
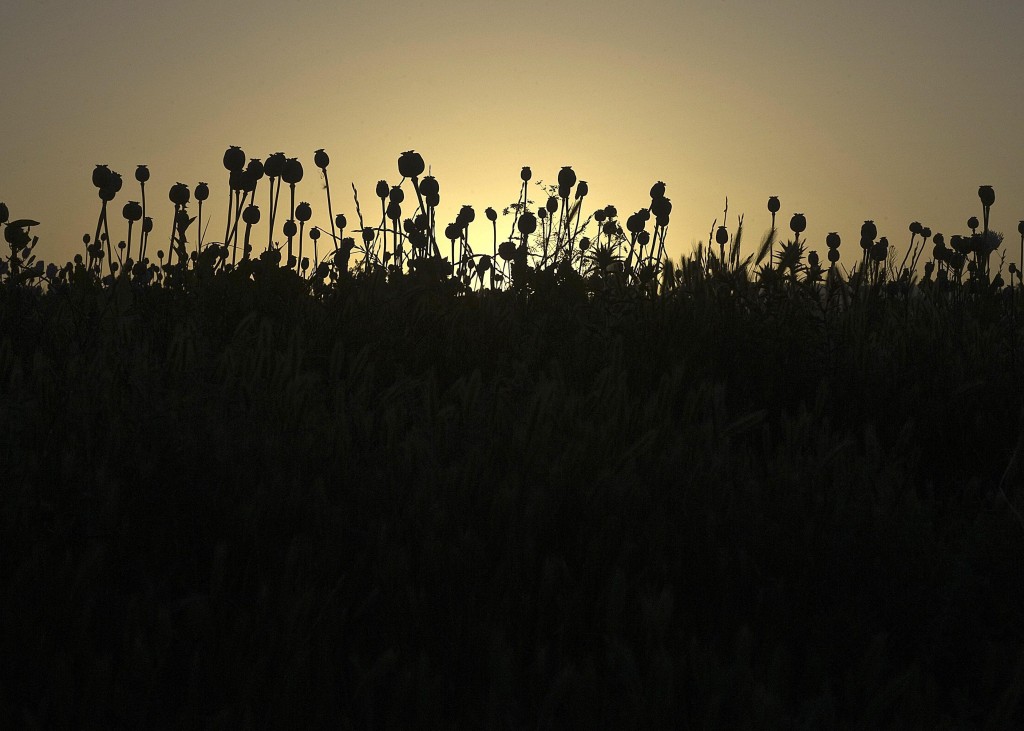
[2,151,1023,727]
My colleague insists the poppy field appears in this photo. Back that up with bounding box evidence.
[2,148,1024,727]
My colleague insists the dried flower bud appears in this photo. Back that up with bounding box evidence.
[767,196,781,214]
[122,201,143,221]
[557,166,576,189]
[575,181,589,199]
[296,202,312,222]
[194,182,210,202]
[389,187,405,205]
[789,213,806,234]
[283,219,297,238]
[398,150,425,178]
[909,221,922,235]
[715,226,729,245]
[827,248,840,263]
[282,158,304,185]
[650,181,666,200]
[336,213,347,230]
[967,216,979,231]
[135,165,150,183]
[314,149,330,170]
[518,211,537,235]
[521,166,532,182]
[169,182,190,207]
[242,204,260,225]
[418,176,439,198]
[546,196,559,214]
[92,164,112,190]
[485,207,497,222]
[223,145,245,172]
[978,185,995,208]
[310,227,321,241]
[651,197,671,219]
[826,232,840,249]
[375,180,389,199]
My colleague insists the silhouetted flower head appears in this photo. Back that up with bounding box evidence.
[827,248,840,263]
[498,240,516,261]
[296,202,312,222]
[979,185,995,208]
[242,204,260,226]
[920,226,931,239]
[389,187,405,205]
[518,211,537,235]
[123,201,143,222]
[485,207,497,222]
[282,158,304,185]
[650,181,666,200]
[594,209,606,223]
[135,165,150,184]
[871,238,888,262]
[223,145,245,172]
[767,196,780,214]
[445,223,461,241]
[602,221,617,236]
[789,213,806,234]
[336,213,347,229]
[521,166,532,182]
[314,149,330,170]
[398,150,425,178]
[361,228,375,244]
[807,251,819,267]
[310,227,320,241]
[537,208,547,221]
[558,166,576,189]
[0,202,7,224]
[194,182,210,202]
[143,217,153,234]
[264,152,286,179]
[229,170,247,192]
[826,232,840,249]
[861,220,877,241]
[716,226,729,245]
[458,205,475,227]
[418,176,439,198]
[651,197,671,219]
[909,221,922,235]
[967,216,979,231]
[603,205,617,219]
[283,219,298,237]
[246,159,265,181]
[375,180,389,199]
[386,201,402,221]
[576,181,588,199]
[933,233,945,246]
[626,213,645,234]
[92,164,113,190]
[546,196,559,214]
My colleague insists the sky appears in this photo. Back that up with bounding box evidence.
[3,0,1024,272]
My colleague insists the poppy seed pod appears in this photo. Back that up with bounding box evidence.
[418,175,439,198]
[594,209,606,223]
[518,211,537,235]
[538,208,547,221]
[558,184,571,200]
[650,181,666,200]
[310,226,320,241]
[603,205,617,219]
[521,166,532,182]
[135,165,150,183]
[264,152,286,179]
[282,158,304,185]
[314,149,330,170]
[336,213,347,230]
[932,243,945,259]
[715,226,729,246]
[1018,220,1024,236]
[498,240,516,261]
[169,182,190,207]
[426,193,440,208]
[389,187,405,205]
[808,251,819,267]
[933,233,944,246]
[828,248,840,263]
[909,221,922,235]
[92,164,112,190]
[361,228,375,244]
[445,223,461,241]
[579,237,591,251]
[414,213,428,231]
[194,182,210,202]
[386,201,402,221]
[546,196,559,214]
[638,231,650,247]
[861,220,877,241]
[375,180,389,199]
[979,185,995,207]
[967,216,979,231]
[602,221,617,236]
[767,196,780,214]
[229,170,246,192]
[826,232,840,249]
[223,146,246,172]
[283,219,298,238]
[296,202,312,222]
[789,213,806,234]
[871,241,887,262]
[576,181,588,199]
[143,217,153,234]
[485,207,497,222]
[123,201,143,222]
[557,166,576,189]
[242,204,260,226]
[459,205,475,226]
[651,197,672,219]
[626,213,645,235]
[246,159,265,181]
[860,236,872,251]
[921,227,931,239]
[0,202,7,224]
[398,150,425,178]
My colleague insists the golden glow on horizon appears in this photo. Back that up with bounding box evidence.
[3,0,1024,269]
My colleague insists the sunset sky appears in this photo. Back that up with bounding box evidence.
[3,0,1023,270]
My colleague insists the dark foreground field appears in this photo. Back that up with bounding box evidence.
[2,266,1023,728]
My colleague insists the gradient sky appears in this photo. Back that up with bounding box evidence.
[3,0,1023,270]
